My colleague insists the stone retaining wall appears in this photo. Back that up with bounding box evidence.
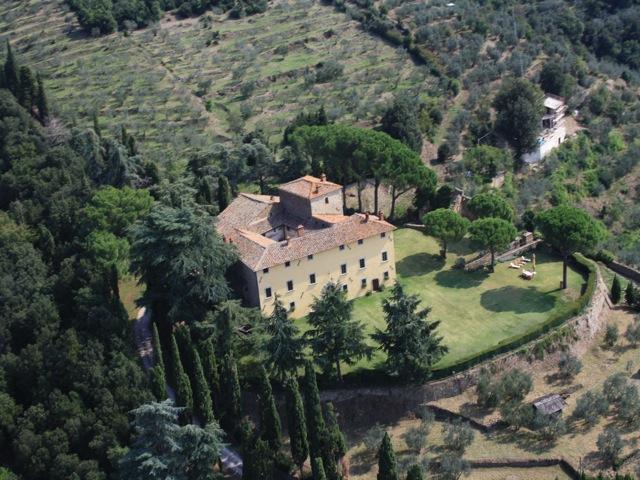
[608,260,640,283]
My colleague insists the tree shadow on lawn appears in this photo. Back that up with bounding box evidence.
[397,252,445,277]
[480,286,557,314]
[434,268,489,289]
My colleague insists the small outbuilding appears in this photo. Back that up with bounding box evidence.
[532,394,567,417]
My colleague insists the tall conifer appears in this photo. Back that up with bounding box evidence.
[377,432,398,480]
[312,457,328,480]
[285,377,309,476]
[218,175,232,212]
[192,348,215,424]
[35,73,48,123]
[4,40,19,95]
[170,333,193,418]
[303,362,326,459]
[199,338,221,413]
[221,354,242,432]
[258,366,282,450]
[150,323,167,400]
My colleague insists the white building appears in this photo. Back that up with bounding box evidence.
[522,94,567,165]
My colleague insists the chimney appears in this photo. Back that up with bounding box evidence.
[378,211,384,221]
[296,224,305,237]
[270,195,274,201]
[365,212,370,222]
[321,173,327,182]
[314,182,319,194]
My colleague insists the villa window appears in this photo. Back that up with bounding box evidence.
[359,258,366,269]
[325,197,329,204]
[382,251,388,262]
[289,302,296,311]
[383,271,389,280]
[265,287,272,298]
[380,232,386,238]
[361,278,367,288]
[285,261,291,267]
[287,280,294,291]
[263,268,269,274]
[308,254,314,260]
[309,273,316,284]
[339,245,345,251]
[358,239,364,245]
[342,284,348,292]
[340,264,347,275]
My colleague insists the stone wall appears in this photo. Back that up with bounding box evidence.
[608,260,640,283]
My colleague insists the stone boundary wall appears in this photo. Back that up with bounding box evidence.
[467,458,580,479]
[608,260,640,283]
[322,260,611,407]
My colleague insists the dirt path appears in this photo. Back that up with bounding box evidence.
[133,307,244,478]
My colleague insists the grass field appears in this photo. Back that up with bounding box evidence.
[298,228,586,374]
[0,0,434,163]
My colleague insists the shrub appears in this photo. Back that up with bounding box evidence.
[603,373,629,405]
[558,352,582,381]
[476,368,500,408]
[572,390,609,427]
[443,419,474,453]
[362,423,386,453]
[625,319,640,347]
[597,428,624,469]
[604,324,619,347]
[533,412,567,442]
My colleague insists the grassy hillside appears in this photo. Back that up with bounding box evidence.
[0,0,433,164]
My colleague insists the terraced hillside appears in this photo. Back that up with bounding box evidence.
[0,0,433,163]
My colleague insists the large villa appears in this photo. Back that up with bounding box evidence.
[217,175,397,317]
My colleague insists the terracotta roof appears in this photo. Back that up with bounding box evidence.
[240,213,394,271]
[217,177,395,272]
[279,175,342,199]
[312,214,351,224]
[217,193,279,238]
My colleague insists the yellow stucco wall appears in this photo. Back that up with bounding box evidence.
[252,231,396,318]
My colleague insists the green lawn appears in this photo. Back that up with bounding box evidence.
[298,228,586,374]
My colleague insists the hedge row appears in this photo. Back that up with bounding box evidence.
[429,252,597,379]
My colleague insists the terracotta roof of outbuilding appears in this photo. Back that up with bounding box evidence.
[278,175,342,199]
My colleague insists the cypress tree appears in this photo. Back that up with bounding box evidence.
[35,73,48,123]
[218,175,232,212]
[319,432,340,480]
[221,354,242,432]
[150,323,167,400]
[92,111,101,137]
[192,348,215,424]
[170,333,193,418]
[174,323,195,376]
[303,362,326,459]
[325,402,346,459]
[406,465,423,480]
[611,275,622,304]
[377,432,398,480]
[258,366,282,450]
[17,66,35,111]
[199,338,221,413]
[312,457,327,480]
[625,282,636,307]
[4,40,19,95]
[285,377,309,476]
